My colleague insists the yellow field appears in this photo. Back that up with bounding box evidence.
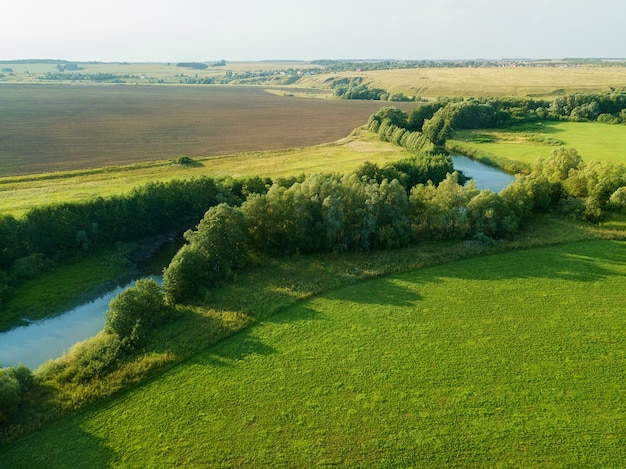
[297,66,626,98]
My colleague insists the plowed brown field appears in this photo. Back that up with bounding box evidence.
[0,85,412,176]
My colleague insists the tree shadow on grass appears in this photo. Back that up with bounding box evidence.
[326,277,423,307]
[193,328,277,368]
[1,419,120,469]
[407,240,626,285]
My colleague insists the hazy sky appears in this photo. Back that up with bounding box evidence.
[2,0,624,62]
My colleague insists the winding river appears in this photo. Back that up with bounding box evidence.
[0,157,515,370]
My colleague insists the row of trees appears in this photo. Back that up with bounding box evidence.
[394,92,626,146]
[161,147,626,306]
[0,174,267,312]
[161,156,517,303]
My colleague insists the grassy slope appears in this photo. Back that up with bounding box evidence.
[448,121,626,166]
[3,238,625,468]
[297,66,626,99]
[0,128,410,217]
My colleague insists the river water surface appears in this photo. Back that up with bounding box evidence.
[451,155,515,192]
[0,157,515,370]
[0,276,161,370]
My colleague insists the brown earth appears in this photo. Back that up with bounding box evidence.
[0,84,413,176]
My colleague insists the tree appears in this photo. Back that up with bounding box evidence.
[0,368,20,424]
[163,203,249,303]
[105,278,168,342]
[162,244,208,304]
[422,108,453,145]
[535,147,583,183]
[468,190,519,239]
[407,103,445,131]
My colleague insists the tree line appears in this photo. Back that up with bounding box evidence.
[0,173,268,312]
[412,92,626,145]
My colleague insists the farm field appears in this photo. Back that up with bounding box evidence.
[0,84,414,177]
[298,66,626,99]
[0,61,321,85]
[2,239,625,468]
[448,121,626,166]
[0,128,412,217]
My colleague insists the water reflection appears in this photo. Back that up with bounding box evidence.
[0,276,160,370]
[451,155,515,193]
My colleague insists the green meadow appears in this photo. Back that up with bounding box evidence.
[448,121,626,167]
[2,239,625,468]
[0,128,411,218]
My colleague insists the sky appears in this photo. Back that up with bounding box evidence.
[2,0,625,62]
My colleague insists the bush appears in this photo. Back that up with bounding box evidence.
[105,278,168,343]
[39,332,124,384]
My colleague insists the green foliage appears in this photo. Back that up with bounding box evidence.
[383,92,626,147]
[609,186,626,205]
[535,147,584,183]
[468,190,519,238]
[0,364,33,424]
[105,278,168,342]
[0,369,20,424]
[39,332,124,385]
[163,204,249,303]
[333,82,388,100]
[176,62,208,70]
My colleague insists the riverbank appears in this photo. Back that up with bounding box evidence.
[1,230,183,334]
[2,213,624,447]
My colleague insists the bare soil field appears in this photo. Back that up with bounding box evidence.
[0,84,412,176]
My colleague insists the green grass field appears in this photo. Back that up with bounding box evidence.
[2,239,625,468]
[0,128,411,217]
[448,121,626,166]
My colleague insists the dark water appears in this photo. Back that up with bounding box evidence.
[451,155,515,192]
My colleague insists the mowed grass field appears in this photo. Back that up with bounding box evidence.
[2,239,625,468]
[448,121,626,166]
[0,84,414,177]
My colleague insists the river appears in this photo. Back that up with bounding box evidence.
[0,276,161,370]
[451,155,515,192]
[0,157,515,370]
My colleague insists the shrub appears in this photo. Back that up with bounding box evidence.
[105,278,168,342]
[39,332,124,385]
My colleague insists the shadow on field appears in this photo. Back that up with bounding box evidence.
[328,277,423,307]
[431,240,626,284]
[2,421,120,469]
[192,327,277,368]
